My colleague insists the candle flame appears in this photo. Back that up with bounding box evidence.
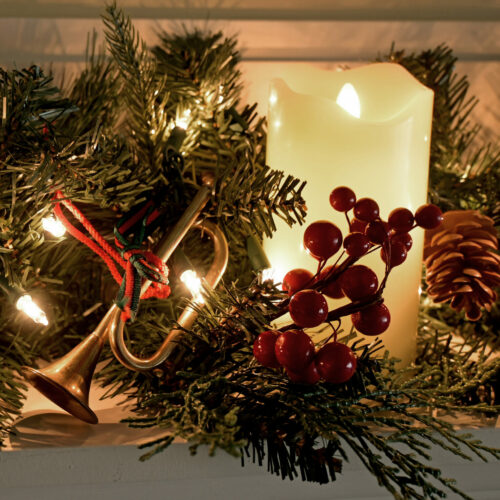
[180,270,204,304]
[42,216,66,237]
[16,295,48,326]
[336,83,361,119]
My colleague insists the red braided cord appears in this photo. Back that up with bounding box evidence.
[53,191,125,266]
[116,200,161,241]
[52,191,169,317]
[53,199,125,284]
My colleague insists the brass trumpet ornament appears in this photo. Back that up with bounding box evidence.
[22,179,229,424]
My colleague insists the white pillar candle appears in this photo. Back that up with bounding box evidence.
[265,63,433,366]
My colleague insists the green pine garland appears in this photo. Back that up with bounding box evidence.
[379,45,500,226]
[0,3,499,498]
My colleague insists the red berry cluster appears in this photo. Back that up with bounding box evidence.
[328,186,443,270]
[253,186,443,384]
[253,330,356,385]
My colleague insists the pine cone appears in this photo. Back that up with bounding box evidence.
[424,210,500,320]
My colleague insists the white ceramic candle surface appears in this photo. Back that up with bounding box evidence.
[265,63,434,366]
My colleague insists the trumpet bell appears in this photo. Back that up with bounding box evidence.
[21,331,106,424]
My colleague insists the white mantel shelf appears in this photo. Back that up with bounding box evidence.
[1,383,499,500]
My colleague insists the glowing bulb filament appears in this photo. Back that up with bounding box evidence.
[16,295,48,326]
[180,270,204,304]
[261,268,275,283]
[176,109,191,130]
[261,267,285,286]
[336,83,361,118]
[42,216,66,237]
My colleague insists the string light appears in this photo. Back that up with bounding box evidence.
[16,294,48,326]
[175,109,191,130]
[180,270,204,304]
[261,268,275,283]
[204,89,215,102]
[261,267,285,286]
[42,215,66,237]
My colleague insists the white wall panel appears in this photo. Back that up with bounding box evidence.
[1,17,498,141]
[0,0,499,21]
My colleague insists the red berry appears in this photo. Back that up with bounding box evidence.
[253,331,280,368]
[303,221,343,261]
[388,208,415,233]
[282,268,314,295]
[289,289,328,328]
[381,241,407,267]
[330,186,356,212]
[391,231,412,251]
[341,265,378,300]
[286,362,320,385]
[353,198,379,222]
[415,204,443,229]
[316,342,357,384]
[351,303,391,336]
[350,218,368,233]
[275,329,315,371]
[365,220,389,245]
[318,266,344,299]
[343,232,370,257]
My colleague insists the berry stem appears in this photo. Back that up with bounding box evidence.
[345,212,352,232]
[321,320,340,346]
[267,255,357,322]
[316,259,327,276]
[277,293,383,332]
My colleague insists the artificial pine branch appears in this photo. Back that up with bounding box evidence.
[0,335,31,445]
[103,2,172,174]
[379,45,500,223]
[0,281,38,445]
[123,279,498,500]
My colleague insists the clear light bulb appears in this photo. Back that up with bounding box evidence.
[175,109,191,130]
[16,295,48,326]
[261,267,275,283]
[42,215,66,237]
[180,270,204,304]
[261,267,285,286]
